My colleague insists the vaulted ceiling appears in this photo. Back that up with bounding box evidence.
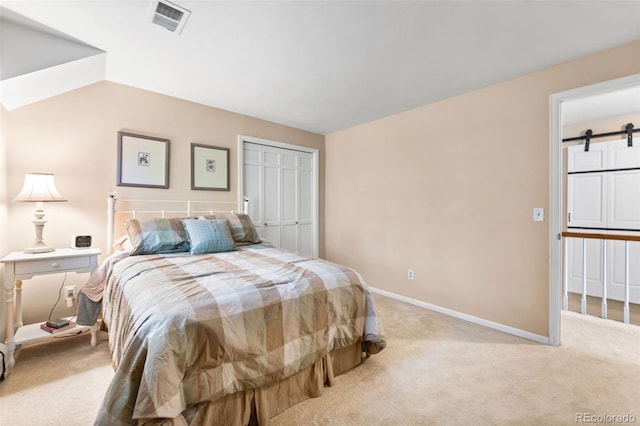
[1,1,639,134]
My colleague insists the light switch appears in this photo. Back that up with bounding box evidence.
[533,207,544,222]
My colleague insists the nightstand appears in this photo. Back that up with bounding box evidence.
[1,248,101,374]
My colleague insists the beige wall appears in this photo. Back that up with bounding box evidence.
[325,41,640,338]
[564,112,640,141]
[1,81,324,332]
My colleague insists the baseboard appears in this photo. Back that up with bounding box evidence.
[369,287,550,345]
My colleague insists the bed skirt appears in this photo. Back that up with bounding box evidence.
[137,341,364,426]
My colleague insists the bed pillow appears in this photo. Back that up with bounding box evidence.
[125,217,190,255]
[199,213,261,244]
[182,218,235,254]
[114,234,134,252]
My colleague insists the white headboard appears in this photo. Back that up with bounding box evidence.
[107,195,249,254]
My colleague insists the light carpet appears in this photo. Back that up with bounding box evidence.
[0,295,638,425]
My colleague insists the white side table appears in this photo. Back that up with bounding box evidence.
[1,248,101,375]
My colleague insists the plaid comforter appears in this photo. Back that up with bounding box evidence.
[90,243,385,424]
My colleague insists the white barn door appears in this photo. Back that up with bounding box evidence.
[241,138,318,257]
[566,139,640,303]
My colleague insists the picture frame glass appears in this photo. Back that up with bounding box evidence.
[192,144,229,191]
[117,132,169,188]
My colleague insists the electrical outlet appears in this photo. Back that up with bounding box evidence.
[64,286,76,307]
[408,269,414,280]
[64,286,76,299]
[65,286,75,307]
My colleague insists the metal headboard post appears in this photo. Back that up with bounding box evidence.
[107,194,116,255]
[106,196,249,255]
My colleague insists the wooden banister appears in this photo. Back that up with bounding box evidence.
[562,231,640,242]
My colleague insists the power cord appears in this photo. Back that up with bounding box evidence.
[47,273,68,322]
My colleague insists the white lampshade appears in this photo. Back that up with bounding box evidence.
[14,173,66,202]
[14,173,66,253]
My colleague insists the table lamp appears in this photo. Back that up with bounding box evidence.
[14,173,67,253]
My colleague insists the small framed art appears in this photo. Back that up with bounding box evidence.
[117,131,170,188]
[191,143,230,191]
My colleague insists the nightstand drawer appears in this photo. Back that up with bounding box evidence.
[14,256,92,275]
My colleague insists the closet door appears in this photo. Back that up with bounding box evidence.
[243,141,317,256]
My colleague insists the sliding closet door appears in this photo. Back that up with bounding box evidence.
[242,140,317,256]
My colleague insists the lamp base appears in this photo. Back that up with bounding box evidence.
[24,212,54,254]
[24,244,54,254]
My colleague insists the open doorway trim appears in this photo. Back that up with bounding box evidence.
[548,73,640,346]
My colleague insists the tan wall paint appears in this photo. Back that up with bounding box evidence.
[325,41,640,337]
[1,81,324,330]
[563,113,640,141]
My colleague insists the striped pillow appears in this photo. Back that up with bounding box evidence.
[199,213,261,244]
[125,217,190,255]
[182,218,235,254]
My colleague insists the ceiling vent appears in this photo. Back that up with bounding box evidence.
[148,0,191,34]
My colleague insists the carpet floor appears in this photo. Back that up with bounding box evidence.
[0,295,638,425]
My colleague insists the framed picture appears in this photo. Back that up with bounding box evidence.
[117,131,170,188]
[191,143,230,191]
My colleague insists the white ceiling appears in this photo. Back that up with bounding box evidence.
[2,0,640,135]
[562,86,640,126]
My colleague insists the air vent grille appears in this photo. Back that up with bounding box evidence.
[156,2,183,21]
[148,0,191,34]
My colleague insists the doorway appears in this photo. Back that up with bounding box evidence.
[549,73,640,345]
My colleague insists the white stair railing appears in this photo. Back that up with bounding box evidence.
[562,231,639,324]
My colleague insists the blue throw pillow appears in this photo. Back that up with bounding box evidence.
[182,218,235,254]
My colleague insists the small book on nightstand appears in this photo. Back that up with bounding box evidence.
[41,321,75,334]
[46,318,70,329]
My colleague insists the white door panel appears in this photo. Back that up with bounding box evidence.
[609,240,640,303]
[608,171,640,230]
[567,143,606,172]
[608,140,640,169]
[263,225,281,247]
[299,169,313,221]
[244,146,260,163]
[567,174,605,228]
[298,223,313,257]
[263,150,280,166]
[282,168,296,222]
[243,163,262,234]
[567,238,604,297]
[282,224,297,252]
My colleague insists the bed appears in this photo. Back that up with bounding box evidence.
[78,197,386,425]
